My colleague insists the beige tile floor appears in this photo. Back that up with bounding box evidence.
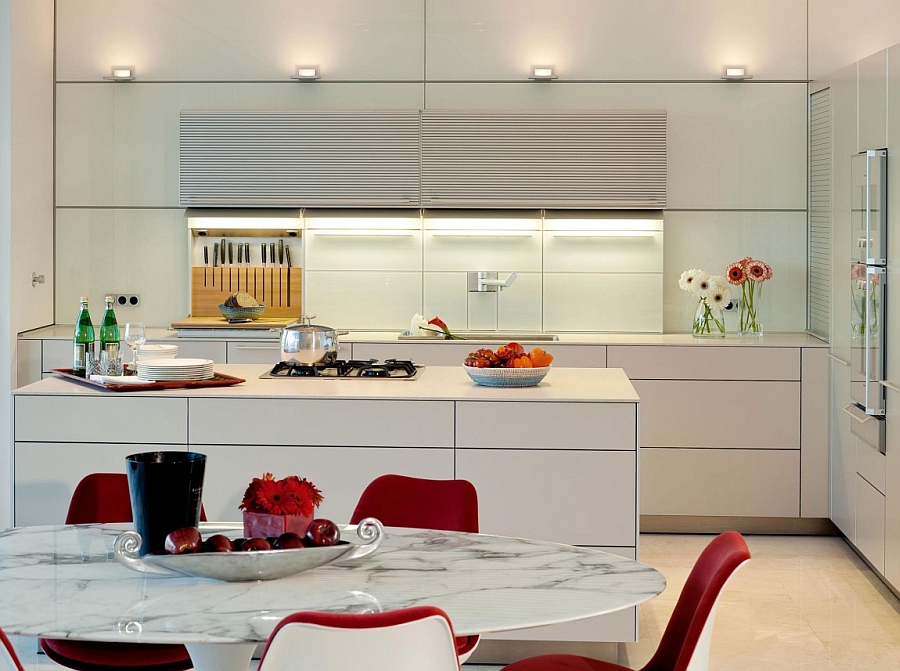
[8,534,900,671]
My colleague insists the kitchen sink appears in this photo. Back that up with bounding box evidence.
[399,331,559,342]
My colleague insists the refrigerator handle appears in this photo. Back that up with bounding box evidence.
[843,404,886,455]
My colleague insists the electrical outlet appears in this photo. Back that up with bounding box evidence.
[110,294,141,307]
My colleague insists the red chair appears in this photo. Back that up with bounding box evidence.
[502,532,751,671]
[39,473,206,671]
[1,627,26,671]
[258,606,461,671]
[350,474,480,661]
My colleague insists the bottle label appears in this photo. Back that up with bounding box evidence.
[74,343,86,371]
[102,342,120,359]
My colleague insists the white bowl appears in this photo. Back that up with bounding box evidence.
[137,344,178,361]
[463,365,551,387]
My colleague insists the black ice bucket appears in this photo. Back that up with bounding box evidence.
[125,451,206,556]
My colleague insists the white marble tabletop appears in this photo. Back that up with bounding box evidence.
[0,523,665,670]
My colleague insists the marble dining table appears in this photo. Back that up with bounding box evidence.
[0,523,666,671]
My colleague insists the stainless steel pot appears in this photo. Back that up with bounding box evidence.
[280,316,346,365]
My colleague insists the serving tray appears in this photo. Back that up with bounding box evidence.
[52,369,246,392]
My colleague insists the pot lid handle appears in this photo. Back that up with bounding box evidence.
[299,315,315,326]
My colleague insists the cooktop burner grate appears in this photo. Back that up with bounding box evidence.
[261,359,423,380]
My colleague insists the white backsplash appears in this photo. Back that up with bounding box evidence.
[54,209,807,334]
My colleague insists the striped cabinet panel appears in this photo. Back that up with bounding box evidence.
[179,110,421,207]
[421,110,667,208]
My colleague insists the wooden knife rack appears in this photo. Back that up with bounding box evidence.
[191,267,302,318]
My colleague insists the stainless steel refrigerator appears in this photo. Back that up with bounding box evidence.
[847,149,887,454]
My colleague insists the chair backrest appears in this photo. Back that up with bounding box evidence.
[643,531,751,671]
[67,473,207,524]
[349,474,478,533]
[258,606,460,671]
[0,628,25,671]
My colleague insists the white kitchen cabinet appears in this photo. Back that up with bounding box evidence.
[425,0,806,82]
[631,380,800,449]
[855,473,886,575]
[642,448,800,517]
[607,345,799,381]
[56,0,424,82]
[857,436,886,495]
[40,336,227,371]
[14,442,180,526]
[195,444,454,523]
[16,340,41,387]
[801,348,830,518]
[858,50,888,151]
[457,449,635,547]
[831,361,856,541]
[883,386,900,589]
[425,83,807,212]
[188,398,454,448]
[15,395,187,444]
[56,83,425,207]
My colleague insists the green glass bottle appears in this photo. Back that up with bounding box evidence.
[73,296,95,377]
[99,295,120,363]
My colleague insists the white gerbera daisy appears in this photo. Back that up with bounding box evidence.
[706,278,732,310]
[691,271,711,298]
[678,268,703,292]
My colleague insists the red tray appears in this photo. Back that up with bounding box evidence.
[52,369,246,392]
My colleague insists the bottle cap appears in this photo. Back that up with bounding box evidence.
[79,296,89,302]
[105,295,114,302]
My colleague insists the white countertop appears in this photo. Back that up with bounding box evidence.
[19,325,827,348]
[13,365,641,403]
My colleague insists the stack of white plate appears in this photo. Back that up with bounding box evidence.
[137,344,179,361]
[136,358,215,382]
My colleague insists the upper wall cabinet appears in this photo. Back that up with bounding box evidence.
[425,0,807,81]
[426,83,807,211]
[56,83,425,207]
[858,50,888,151]
[56,0,424,82]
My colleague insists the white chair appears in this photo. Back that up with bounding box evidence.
[258,606,461,671]
[0,628,25,671]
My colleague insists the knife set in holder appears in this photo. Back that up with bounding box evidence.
[191,266,302,318]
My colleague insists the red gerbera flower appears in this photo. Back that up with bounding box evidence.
[726,262,746,285]
[747,260,767,280]
[239,472,323,515]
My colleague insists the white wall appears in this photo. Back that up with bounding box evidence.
[809,0,900,80]
[51,0,810,334]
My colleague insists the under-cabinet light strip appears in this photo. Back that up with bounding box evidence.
[548,231,657,237]
[430,231,535,237]
[310,229,415,236]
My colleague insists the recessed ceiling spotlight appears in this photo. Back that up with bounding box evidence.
[529,66,557,81]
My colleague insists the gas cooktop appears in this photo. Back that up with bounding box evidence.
[259,359,423,380]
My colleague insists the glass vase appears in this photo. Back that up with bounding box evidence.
[739,281,763,337]
[692,299,725,338]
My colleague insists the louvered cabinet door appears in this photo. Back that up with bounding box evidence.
[179,110,421,207]
[420,110,667,208]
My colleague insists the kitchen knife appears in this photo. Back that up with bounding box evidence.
[261,243,266,300]
[285,245,291,306]
[203,245,208,287]
[236,243,242,291]
[212,242,218,288]
[277,240,284,306]
[220,238,226,289]
[245,243,251,297]
[270,243,276,306]
[228,242,233,291]
[278,239,284,266]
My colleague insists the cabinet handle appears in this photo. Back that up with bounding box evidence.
[827,353,850,366]
[841,404,870,424]
[881,380,900,393]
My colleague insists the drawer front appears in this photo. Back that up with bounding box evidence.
[457,401,636,450]
[607,345,800,380]
[642,448,799,517]
[197,444,455,523]
[634,380,799,448]
[15,396,188,444]
[153,340,227,363]
[457,449,636,546]
[227,340,350,364]
[188,398,454,447]
[353,342,475,366]
[857,437,886,495]
[855,473,886,574]
[15,442,181,526]
[42,339,74,371]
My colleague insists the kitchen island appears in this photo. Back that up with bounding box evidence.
[13,365,640,652]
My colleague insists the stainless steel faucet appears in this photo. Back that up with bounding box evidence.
[467,271,518,292]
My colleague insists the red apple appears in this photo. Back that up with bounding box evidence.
[201,534,235,553]
[304,519,341,547]
[274,532,305,549]
[240,537,272,552]
[165,527,202,555]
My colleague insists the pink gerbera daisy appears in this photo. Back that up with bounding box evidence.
[746,260,767,281]
[726,262,746,285]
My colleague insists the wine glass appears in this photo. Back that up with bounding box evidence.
[124,323,146,373]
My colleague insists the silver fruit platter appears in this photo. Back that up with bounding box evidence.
[113,518,384,582]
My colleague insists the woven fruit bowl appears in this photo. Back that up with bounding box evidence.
[463,365,551,388]
[218,304,265,321]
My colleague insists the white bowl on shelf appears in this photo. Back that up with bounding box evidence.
[137,344,178,361]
